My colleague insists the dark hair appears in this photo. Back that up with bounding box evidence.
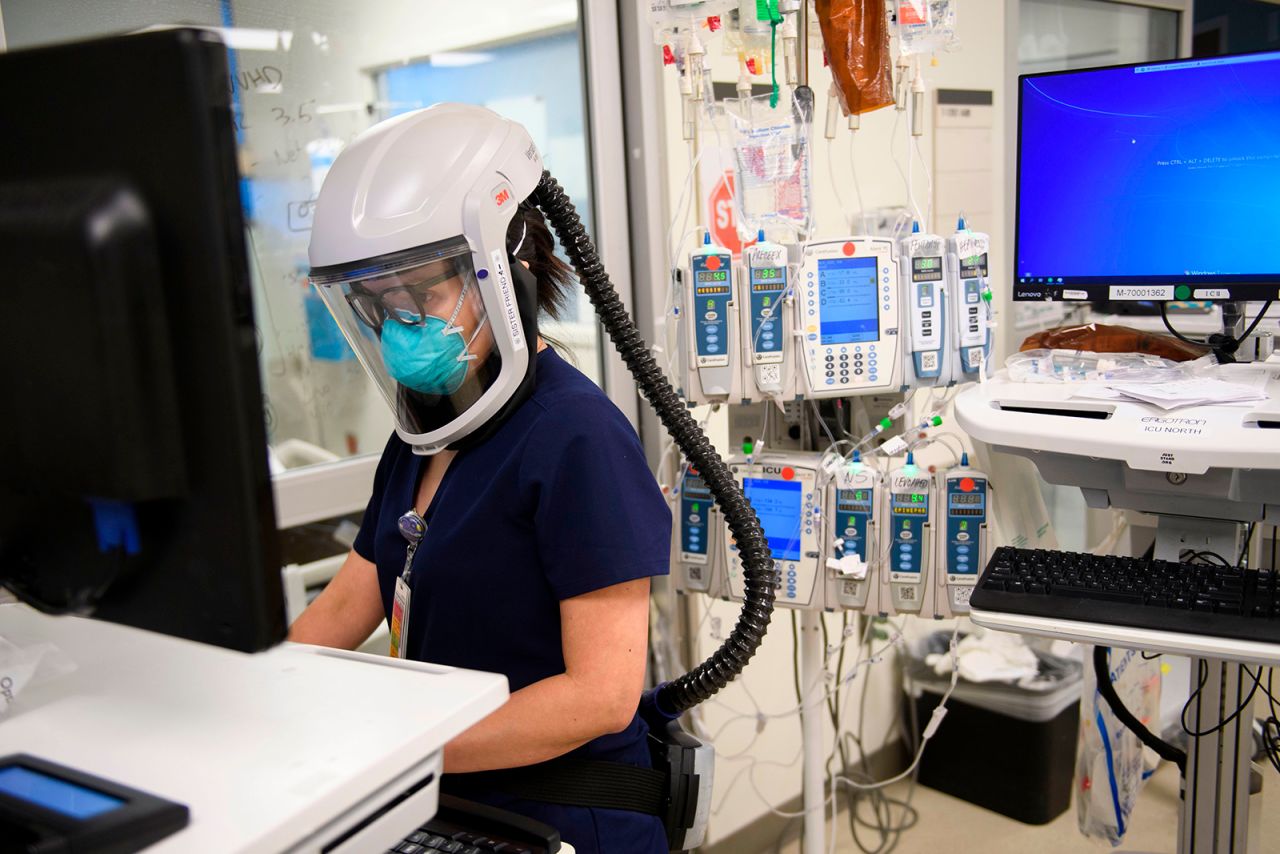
[505,200,576,322]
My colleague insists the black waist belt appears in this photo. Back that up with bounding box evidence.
[442,757,667,818]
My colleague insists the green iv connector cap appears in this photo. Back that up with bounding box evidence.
[981,288,993,303]
[878,417,893,430]
[930,415,943,427]
[742,439,754,455]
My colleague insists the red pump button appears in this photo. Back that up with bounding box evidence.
[960,477,976,492]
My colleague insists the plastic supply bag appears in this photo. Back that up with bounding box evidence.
[896,0,959,56]
[1006,348,1196,385]
[0,635,76,717]
[815,0,894,116]
[1076,647,1162,845]
[1020,323,1209,361]
[722,86,814,237]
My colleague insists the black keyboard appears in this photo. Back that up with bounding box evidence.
[971,546,1280,644]
[389,795,560,854]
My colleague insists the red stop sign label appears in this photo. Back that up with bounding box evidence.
[708,172,742,257]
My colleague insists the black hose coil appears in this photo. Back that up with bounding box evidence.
[532,172,776,712]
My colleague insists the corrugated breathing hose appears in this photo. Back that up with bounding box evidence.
[532,171,776,713]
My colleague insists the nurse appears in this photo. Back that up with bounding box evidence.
[289,104,670,853]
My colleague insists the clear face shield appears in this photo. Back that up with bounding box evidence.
[311,237,504,439]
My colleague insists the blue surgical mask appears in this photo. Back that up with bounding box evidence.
[380,284,484,395]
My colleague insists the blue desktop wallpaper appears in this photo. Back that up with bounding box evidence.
[1017,54,1280,281]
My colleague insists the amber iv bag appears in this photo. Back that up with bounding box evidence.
[815,0,894,116]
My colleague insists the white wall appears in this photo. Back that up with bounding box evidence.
[653,2,1010,843]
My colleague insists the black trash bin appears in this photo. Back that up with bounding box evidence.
[904,633,1082,825]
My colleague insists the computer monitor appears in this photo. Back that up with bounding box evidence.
[1015,51,1280,304]
[0,29,286,652]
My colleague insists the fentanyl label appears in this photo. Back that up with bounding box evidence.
[1108,286,1174,301]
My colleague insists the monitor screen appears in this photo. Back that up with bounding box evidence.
[1015,52,1280,302]
[817,256,880,344]
[0,29,286,652]
[0,766,124,820]
[743,477,803,561]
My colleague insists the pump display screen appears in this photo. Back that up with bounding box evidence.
[892,493,929,514]
[912,256,943,282]
[949,492,985,515]
[0,766,125,819]
[817,256,879,344]
[959,254,988,279]
[696,270,728,283]
[837,489,872,512]
[752,267,784,284]
[743,477,803,561]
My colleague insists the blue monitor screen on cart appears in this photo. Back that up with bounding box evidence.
[1015,51,1280,303]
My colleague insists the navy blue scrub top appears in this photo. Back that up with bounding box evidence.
[353,347,671,854]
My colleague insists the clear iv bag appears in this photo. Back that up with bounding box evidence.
[722,87,814,239]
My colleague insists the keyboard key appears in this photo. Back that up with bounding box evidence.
[397,845,425,854]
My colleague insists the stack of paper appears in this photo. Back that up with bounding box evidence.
[1074,377,1268,411]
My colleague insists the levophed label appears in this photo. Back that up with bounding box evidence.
[1109,285,1174,301]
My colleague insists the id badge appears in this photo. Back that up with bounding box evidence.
[390,576,411,659]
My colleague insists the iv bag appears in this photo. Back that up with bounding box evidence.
[897,0,959,56]
[814,0,893,116]
[722,86,814,238]
[1076,648,1162,845]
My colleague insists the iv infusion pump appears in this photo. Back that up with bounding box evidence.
[899,229,947,386]
[742,238,789,395]
[670,450,992,618]
[676,467,720,594]
[883,461,934,615]
[797,238,902,398]
[677,226,996,403]
[724,455,822,609]
[947,224,992,379]
[685,236,737,401]
[823,460,879,612]
[939,461,989,616]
